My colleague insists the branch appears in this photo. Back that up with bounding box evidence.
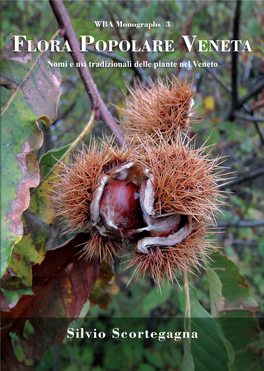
[56,106,88,141]
[49,0,125,147]
[220,166,264,188]
[226,0,242,120]
[250,98,264,112]
[53,101,76,125]
[235,110,264,146]
[253,121,264,146]
[234,111,264,123]
[231,1,242,109]
[86,47,129,63]
[237,79,264,109]
[230,239,258,247]
[218,220,264,228]
[105,5,149,85]
[106,5,124,41]
[86,46,150,85]
[194,46,232,95]
[32,111,96,192]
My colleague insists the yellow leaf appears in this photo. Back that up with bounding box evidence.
[204,96,215,111]
[116,102,127,118]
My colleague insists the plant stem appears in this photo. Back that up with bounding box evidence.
[49,0,126,147]
[225,0,242,120]
[31,110,96,195]
[217,219,264,228]
[61,110,96,160]
[183,269,191,318]
[231,1,242,111]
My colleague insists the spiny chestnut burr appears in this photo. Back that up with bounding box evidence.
[99,179,143,235]
[53,77,227,287]
[119,76,197,143]
[126,225,212,289]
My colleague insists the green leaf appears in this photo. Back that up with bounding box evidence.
[183,272,195,371]
[205,130,220,148]
[138,364,156,371]
[247,19,260,38]
[0,39,61,278]
[2,145,71,290]
[144,349,164,368]
[258,240,264,258]
[142,284,173,314]
[206,269,222,316]
[39,144,71,179]
[187,285,230,371]
[209,250,258,311]
[182,334,195,371]
[218,121,246,142]
[207,250,262,370]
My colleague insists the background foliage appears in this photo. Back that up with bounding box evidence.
[1,0,264,370]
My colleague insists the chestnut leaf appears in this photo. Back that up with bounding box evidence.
[0,38,61,278]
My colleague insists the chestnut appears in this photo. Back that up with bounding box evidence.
[148,213,181,237]
[99,179,142,235]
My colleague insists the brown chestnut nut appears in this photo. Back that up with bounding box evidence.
[99,179,142,235]
[149,213,181,238]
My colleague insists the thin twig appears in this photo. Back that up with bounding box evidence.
[223,145,245,170]
[220,166,264,189]
[253,121,264,146]
[243,103,264,146]
[194,46,232,95]
[234,111,264,123]
[127,30,150,85]
[234,98,264,146]
[86,46,150,85]
[32,110,96,194]
[226,0,242,120]
[56,106,88,142]
[100,4,150,85]
[106,5,124,41]
[53,101,76,126]
[250,98,264,111]
[231,1,242,109]
[218,220,264,228]
[235,109,264,146]
[183,270,191,318]
[68,110,96,150]
[230,239,258,247]
[244,108,264,147]
[86,47,129,63]
[49,0,125,147]
[237,79,264,109]
[183,268,192,360]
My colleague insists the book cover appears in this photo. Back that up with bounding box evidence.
[1,1,264,370]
